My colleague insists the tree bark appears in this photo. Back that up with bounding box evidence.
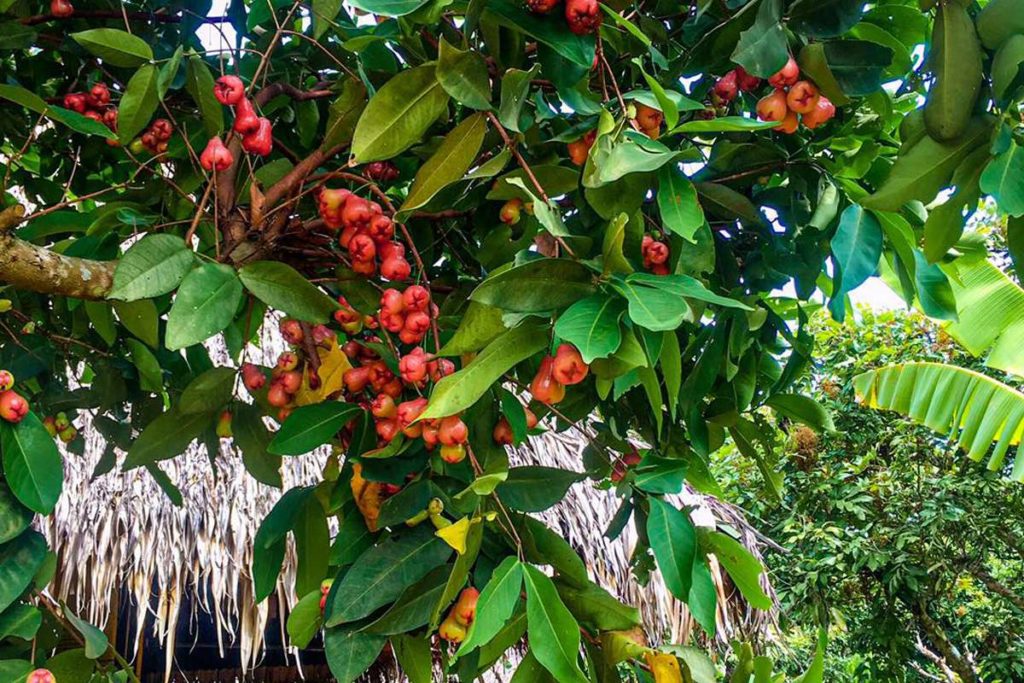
[971,566,1024,612]
[910,599,982,683]
[0,206,115,300]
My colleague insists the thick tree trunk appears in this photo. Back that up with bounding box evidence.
[0,206,115,300]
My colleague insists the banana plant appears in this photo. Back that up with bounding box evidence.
[854,362,1024,480]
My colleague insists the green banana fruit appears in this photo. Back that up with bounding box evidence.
[992,34,1024,101]
[976,0,1024,50]
[924,2,983,142]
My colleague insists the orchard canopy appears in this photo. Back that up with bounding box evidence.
[0,0,1023,681]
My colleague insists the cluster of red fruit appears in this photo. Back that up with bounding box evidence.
[526,0,601,35]
[568,129,597,166]
[42,411,78,444]
[0,370,27,424]
[715,57,836,133]
[240,320,333,421]
[492,406,539,445]
[200,75,273,171]
[529,344,589,405]
[137,118,174,155]
[438,587,480,643]
[633,102,664,139]
[317,189,411,281]
[50,0,73,18]
[62,83,119,144]
[641,234,670,275]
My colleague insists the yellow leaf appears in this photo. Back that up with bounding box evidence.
[644,651,683,683]
[435,516,471,554]
[293,339,352,406]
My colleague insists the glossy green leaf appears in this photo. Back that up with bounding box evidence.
[647,497,696,601]
[184,55,223,136]
[980,141,1024,217]
[71,28,153,67]
[731,0,788,78]
[658,166,705,242]
[351,65,449,162]
[122,407,213,469]
[455,557,523,657]
[108,234,193,301]
[239,261,338,323]
[522,565,589,683]
[766,394,836,432]
[126,338,162,392]
[179,367,236,415]
[496,467,584,512]
[363,567,449,634]
[788,0,865,38]
[117,64,160,145]
[482,0,596,68]
[326,525,453,625]
[0,84,113,138]
[554,293,626,363]
[62,605,109,659]
[701,530,772,610]
[324,626,387,683]
[166,263,243,350]
[0,414,63,515]
[397,113,486,219]
[0,530,46,613]
[831,204,883,295]
[323,78,368,150]
[270,402,363,456]
[347,0,430,17]
[0,603,41,641]
[286,590,323,649]
[437,302,506,356]
[0,481,32,546]
[421,322,548,419]
[437,38,492,110]
[234,404,283,487]
[470,259,596,313]
[113,299,159,347]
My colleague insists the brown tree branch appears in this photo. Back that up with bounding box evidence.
[908,599,981,683]
[971,566,1024,612]
[0,206,114,300]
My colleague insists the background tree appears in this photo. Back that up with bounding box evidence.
[0,0,1022,681]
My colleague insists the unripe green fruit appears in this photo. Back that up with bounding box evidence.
[923,2,982,142]
[976,0,1024,50]
[992,34,1024,101]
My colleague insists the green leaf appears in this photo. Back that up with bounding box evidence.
[670,117,776,134]
[658,166,705,242]
[0,481,32,545]
[506,178,570,237]
[0,414,63,515]
[522,565,589,683]
[831,204,883,295]
[470,259,596,313]
[351,65,450,162]
[286,590,323,649]
[62,606,109,659]
[455,557,523,657]
[498,65,540,133]
[117,65,160,145]
[234,404,283,487]
[799,40,894,98]
[437,38,491,110]
[123,407,213,469]
[254,488,312,601]
[71,28,153,67]
[0,84,113,138]
[311,0,343,39]
[324,626,387,683]
[419,322,549,420]
[113,299,159,347]
[730,0,788,78]
[157,46,183,99]
[696,182,763,224]
[270,402,363,456]
[766,394,835,432]
[166,263,243,350]
[647,497,696,601]
[554,294,626,364]
[185,55,223,136]
[179,367,236,415]
[347,0,430,16]
[397,113,486,220]
[126,338,162,392]
[554,577,641,632]
[363,567,449,634]
[294,496,330,597]
[496,467,584,512]
[323,78,368,150]
[326,526,453,625]
[0,530,46,613]
[393,634,432,683]
[109,234,193,301]
[239,261,339,323]
[701,530,772,610]
[980,141,1024,218]
[437,302,507,356]
[788,0,864,38]
[0,22,36,49]
[584,136,687,188]
[0,603,41,641]
[482,0,596,68]
[44,648,94,683]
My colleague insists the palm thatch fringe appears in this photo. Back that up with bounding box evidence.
[38,323,777,681]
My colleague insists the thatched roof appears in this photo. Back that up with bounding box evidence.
[39,327,778,680]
